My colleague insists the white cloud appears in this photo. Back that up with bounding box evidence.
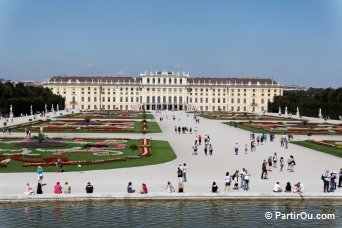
[86,64,101,69]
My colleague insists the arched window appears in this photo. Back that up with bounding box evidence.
[157,96,161,103]
[163,96,166,103]
[180,79,182,84]
[163,78,166,84]
[158,78,161,84]
[174,78,177,84]
[179,97,183,104]
[168,96,172,103]
[153,78,155,84]
[174,96,177,103]
[152,96,155,103]
[169,78,172,84]
[146,96,150,103]
[147,78,150,84]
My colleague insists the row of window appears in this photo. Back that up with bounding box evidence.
[75,96,269,104]
[52,87,279,93]
[146,78,183,84]
[196,106,266,112]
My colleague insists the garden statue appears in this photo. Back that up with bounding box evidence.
[45,104,47,114]
[296,107,300,118]
[285,106,288,116]
[319,108,322,119]
[9,105,13,118]
[278,106,281,116]
[57,104,59,112]
[30,105,33,116]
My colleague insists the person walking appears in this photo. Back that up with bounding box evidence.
[288,155,296,172]
[56,158,62,173]
[209,144,213,155]
[192,144,198,155]
[279,157,284,172]
[177,167,183,183]
[204,144,208,156]
[339,168,342,188]
[261,160,268,179]
[224,172,231,192]
[268,156,273,171]
[273,153,278,168]
[234,143,239,155]
[244,144,248,154]
[182,163,187,182]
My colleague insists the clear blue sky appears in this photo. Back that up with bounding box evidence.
[0,0,341,87]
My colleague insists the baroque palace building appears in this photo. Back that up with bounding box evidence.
[43,71,283,112]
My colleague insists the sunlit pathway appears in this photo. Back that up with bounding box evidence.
[1,111,341,196]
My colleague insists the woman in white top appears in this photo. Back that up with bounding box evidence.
[224,172,232,192]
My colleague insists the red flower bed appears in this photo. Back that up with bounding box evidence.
[22,158,125,167]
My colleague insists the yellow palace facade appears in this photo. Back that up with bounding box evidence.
[43,71,283,112]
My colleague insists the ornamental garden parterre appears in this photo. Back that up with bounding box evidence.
[0,111,176,172]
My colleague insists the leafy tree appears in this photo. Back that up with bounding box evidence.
[0,82,65,117]
[268,87,342,120]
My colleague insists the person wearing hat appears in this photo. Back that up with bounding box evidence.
[85,182,94,193]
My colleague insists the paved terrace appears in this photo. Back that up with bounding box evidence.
[0,111,341,200]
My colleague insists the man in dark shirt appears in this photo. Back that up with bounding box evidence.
[86,182,94,193]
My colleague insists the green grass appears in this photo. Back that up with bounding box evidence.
[8,120,162,133]
[134,121,161,133]
[292,141,342,158]
[137,113,154,119]
[227,122,339,135]
[0,139,176,172]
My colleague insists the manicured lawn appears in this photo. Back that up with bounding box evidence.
[224,122,267,133]
[8,120,162,133]
[227,122,340,135]
[134,121,161,133]
[137,113,154,119]
[292,141,342,158]
[0,139,176,172]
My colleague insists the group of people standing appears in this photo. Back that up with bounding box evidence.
[322,169,342,193]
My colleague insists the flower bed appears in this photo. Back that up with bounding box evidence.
[236,121,341,135]
[10,119,137,133]
[15,139,67,148]
[201,112,295,121]
[22,157,125,167]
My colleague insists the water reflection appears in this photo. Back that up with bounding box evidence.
[0,200,340,227]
